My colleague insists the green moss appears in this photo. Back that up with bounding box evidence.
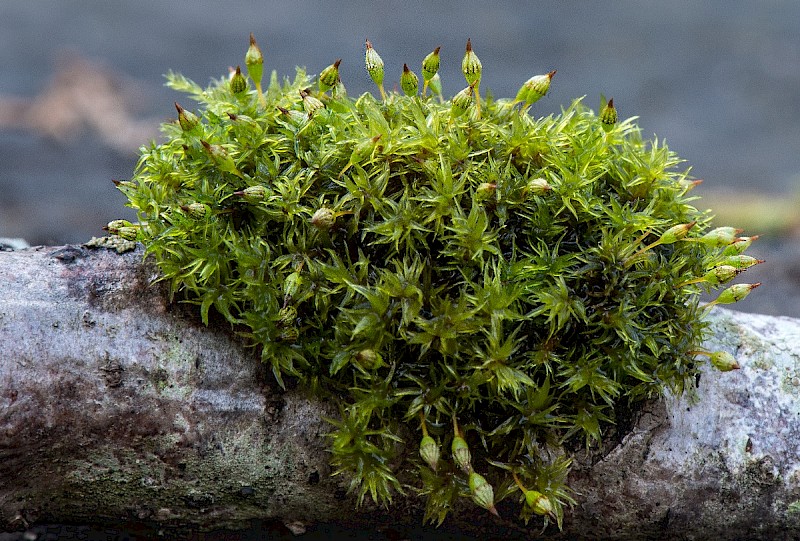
[111,35,760,528]
[150,366,170,393]
[84,234,138,253]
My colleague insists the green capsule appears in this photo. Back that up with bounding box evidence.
[234,185,268,202]
[461,38,482,86]
[515,70,556,107]
[300,89,325,117]
[712,282,761,305]
[703,265,740,286]
[525,490,555,518]
[475,182,496,202]
[600,97,617,130]
[720,254,764,270]
[421,46,441,92]
[419,435,440,472]
[525,177,552,196]
[451,434,472,473]
[365,39,386,100]
[319,59,341,93]
[451,85,475,118]
[311,208,336,230]
[723,235,759,256]
[659,221,696,244]
[174,102,200,133]
[400,64,419,96]
[461,39,482,117]
[709,351,740,372]
[230,66,248,95]
[700,226,744,247]
[277,305,298,327]
[182,202,210,220]
[468,472,499,517]
[245,33,264,88]
[356,348,384,370]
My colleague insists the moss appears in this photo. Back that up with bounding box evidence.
[110,35,760,528]
[150,366,170,393]
[84,235,138,254]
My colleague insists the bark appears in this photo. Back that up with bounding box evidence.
[1,244,799,540]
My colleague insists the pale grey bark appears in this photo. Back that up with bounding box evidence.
[1,244,799,540]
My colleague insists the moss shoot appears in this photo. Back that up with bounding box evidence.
[113,35,761,528]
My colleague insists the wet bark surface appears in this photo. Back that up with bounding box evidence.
[2,245,800,540]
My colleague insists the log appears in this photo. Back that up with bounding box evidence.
[1,244,799,540]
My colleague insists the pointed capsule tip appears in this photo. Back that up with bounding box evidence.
[466,38,472,52]
[403,63,410,72]
[174,102,183,113]
[334,58,341,68]
[365,38,373,49]
[249,32,256,45]
[548,69,557,79]
[434,46,441,54]
[607,98,614,107]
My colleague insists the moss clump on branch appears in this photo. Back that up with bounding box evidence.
[113,35,761,528]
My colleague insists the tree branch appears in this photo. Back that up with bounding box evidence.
[1,245,798,540]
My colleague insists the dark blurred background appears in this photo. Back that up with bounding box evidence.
[1,0,798,316]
